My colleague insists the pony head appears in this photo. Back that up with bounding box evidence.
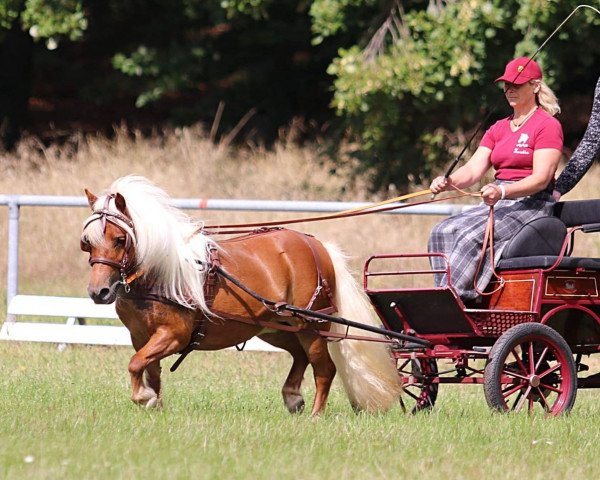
[81,175,214,311]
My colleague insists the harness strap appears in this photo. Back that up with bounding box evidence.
[169,307,396,373]
[207,307,397,344]
[203,246,221,308]
[473,207,505,296]
[296,233,337,312]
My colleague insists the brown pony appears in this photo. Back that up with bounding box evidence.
[81,175,401,415]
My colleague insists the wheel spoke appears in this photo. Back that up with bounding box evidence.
[510,348,528,375]
[534,346,550,373]
[534,386,552,411]
[528,395,534,411]
[502,382,526,399]
[538,362,561,379]
[399,396,407,413]
[511,390,524,410]
[397,359,410,373]
[403,388,420,401]
[538,382,562,394]
[528,341,535,373]
[503,369,529,381]
[514,385,532,411]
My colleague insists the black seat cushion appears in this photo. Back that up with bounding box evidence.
[501,216,567,259]
[554,199,600,227]
[497,256,600,271]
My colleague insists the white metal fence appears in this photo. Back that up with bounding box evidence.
[0,194,470,346]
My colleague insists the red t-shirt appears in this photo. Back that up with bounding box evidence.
[480,108,563,180]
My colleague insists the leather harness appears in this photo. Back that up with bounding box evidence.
[82,201,340,368]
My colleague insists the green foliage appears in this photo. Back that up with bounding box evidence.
[309,0,378,44]
[220,0,272,19]
[0,0,22,30]
[1,0,599,191]
[20,0,87,41]
[113,44,207,107]
[315,0,600,191]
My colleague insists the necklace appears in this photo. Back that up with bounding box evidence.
[511,107,538,128]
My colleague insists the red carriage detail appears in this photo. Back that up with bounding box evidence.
[365,199,600,415]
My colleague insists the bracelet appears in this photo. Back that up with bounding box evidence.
[499,184,506,200]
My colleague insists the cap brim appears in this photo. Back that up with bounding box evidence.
[494,75,530,85]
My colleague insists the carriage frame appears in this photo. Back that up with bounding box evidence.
[361,198,600,415]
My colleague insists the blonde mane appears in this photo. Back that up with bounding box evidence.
[82,175,215,313]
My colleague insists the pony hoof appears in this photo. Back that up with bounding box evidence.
[132,388,162,409]
[285,395,305,414]
[145,397,159,409]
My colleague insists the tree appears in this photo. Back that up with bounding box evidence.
[312,0,600,191]
[0,1,345,147]
[1,0,598,194]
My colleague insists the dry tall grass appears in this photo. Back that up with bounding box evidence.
[1,125,599,302]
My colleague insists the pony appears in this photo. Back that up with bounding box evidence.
[80,175,401,415]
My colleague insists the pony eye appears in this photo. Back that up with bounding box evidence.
[114,237,126,248]
[80,236,92,252]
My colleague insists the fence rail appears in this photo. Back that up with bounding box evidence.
[1,194,470,322]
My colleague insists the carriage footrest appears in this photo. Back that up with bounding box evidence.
[367,288,475,335]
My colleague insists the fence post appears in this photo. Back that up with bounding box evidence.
[6,200,20,322]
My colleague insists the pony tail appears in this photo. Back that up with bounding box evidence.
[536,80,561,116]
[324,242,402,412]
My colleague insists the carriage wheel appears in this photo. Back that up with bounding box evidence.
[483,323,577,416]
[398,357,438,414]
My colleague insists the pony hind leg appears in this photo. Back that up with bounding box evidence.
[259,331,309,413]
[296,333,337,416]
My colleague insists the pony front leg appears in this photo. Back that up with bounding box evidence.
[129,329,188,408]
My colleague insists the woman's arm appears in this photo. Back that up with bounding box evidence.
[430,146,492,193]
[554,76,600,198]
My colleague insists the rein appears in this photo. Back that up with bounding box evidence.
[473,207,505,296]
[199,189,476,233]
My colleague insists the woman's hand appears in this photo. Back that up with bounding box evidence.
[430,175,453,194]
[481,183,502,206]
[552,189,562,201]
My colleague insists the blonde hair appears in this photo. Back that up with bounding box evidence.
[534,80,561,116]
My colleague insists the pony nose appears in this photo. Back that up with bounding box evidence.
[88,286,113,304]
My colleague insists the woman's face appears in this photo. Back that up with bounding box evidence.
[503,80,538,108]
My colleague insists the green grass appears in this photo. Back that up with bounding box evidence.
[1,342,600,479]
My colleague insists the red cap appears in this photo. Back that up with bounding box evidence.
[495,57,543,85]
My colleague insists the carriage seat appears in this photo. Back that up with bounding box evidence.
[497,199,600,271]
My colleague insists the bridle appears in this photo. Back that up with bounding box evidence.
[81,193,139,294]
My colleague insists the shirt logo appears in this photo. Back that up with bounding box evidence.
[514,132,530,155]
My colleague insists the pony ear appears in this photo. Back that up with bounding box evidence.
[115,193,128,214]
[84,189,97,209]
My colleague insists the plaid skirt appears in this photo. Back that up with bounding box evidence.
[428,186,555,300]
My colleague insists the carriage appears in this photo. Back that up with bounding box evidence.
[81,176,600,417]
[365,198,600,415]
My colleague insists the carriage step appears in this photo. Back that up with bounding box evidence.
[577,363,589,373]
[472,346,490,353]
[391,342,428,351]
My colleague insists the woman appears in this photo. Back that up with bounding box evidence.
[553,76,600,200]
[428,57,563,302]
